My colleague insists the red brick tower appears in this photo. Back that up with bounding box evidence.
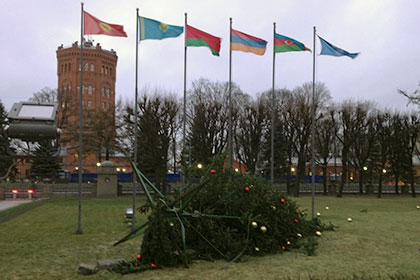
[56,41,118,173]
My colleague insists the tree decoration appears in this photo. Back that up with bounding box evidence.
[347,217,353,222]
[244,186,250,192]
[112,157,334,274]
[271,206,276,211]
[136,254,141,260]
[316,212,321,217]
[315,231,322,236]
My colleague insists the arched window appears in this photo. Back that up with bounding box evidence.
[105,67,108,75]
[88,86,92,95]
[106,88,110,97]
[90,64,94,72]
[64,64,67,72]
[101,88,105,97]
[87,100,92,107]
[101,66,104,74]
[85,63,88,71]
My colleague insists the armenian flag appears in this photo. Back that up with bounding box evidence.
[186,25,221,56]
[231,29,267,55]
[274,33,311,53]
[83,11,127,37]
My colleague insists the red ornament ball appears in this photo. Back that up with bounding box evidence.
[136,254,141,260]
[282,246,286,250]
[210,169,216,174]
[294,218,299,223]
[280,199,285,204]
[151,263,157,268]
[244,186,250,192]
[295,210,299,214]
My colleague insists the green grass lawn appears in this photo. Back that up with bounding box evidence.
[0,195,419,280]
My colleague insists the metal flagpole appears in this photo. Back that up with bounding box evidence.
[132,8,139,232]
[228,17,233,169]
[77,2,84,235]
[311,26,317,219]
[271,22,276,185]
[182,12,188,205]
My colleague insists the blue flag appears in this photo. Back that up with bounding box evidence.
[139,16,183,41]
[318,36,359,59]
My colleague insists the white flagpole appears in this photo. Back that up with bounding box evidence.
[311,26,317,219]
[77,2,84,235]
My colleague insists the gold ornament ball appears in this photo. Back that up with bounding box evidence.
[347,217,353,222]
[169,222,174,227]
[316,212,321,217]
[260,226,267,233]
[287,241,291,245]
[255,247,260,252]
[325,206,329,210]
[271,205,276,211]
[315,231,322,237]
[416,205,420,209]
[251,221,258,228]
[297,233,302,238]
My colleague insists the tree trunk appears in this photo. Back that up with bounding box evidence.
[410,167,416,198]
[358,168,363,194]
[394,175,399,194]
[377,171,383,198]
[322,165,327,195]
[338,152,347,198]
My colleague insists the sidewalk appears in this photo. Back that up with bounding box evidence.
[0,200,33,211]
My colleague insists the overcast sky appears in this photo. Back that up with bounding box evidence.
[1,0,419,112]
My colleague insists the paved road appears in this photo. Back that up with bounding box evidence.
[0,200,33,211]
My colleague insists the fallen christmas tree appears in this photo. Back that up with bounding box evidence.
[113,157,334,274]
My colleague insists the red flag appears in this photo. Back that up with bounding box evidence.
[83,11,127,37]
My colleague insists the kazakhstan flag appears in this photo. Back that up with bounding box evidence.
[139,16,184,40]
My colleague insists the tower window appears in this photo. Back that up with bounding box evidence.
[88,86,92,95]
[90,64,94,72]
[87,100,92,107]
[101,88,105,97]
[105,67,108,75]
[107,88,110,97]
[85,63,89,71]
[101,66,104,74]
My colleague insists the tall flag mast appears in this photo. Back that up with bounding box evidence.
[229,20,267,169]
[311,26,317,220]
[135,13,183,226]
[271,28,310,185]
[78,3,127,234]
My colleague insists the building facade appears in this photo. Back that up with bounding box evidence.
[56,41,129,173]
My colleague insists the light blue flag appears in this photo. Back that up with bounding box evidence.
[318,36,359,59]
[139,16,183,41]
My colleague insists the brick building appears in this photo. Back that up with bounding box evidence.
[56,41,129,174]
